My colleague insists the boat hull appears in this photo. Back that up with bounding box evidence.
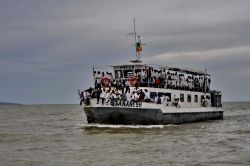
[83,106,223,125]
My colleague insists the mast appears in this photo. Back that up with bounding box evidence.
[128,19,145,63]
[133,18,137,54]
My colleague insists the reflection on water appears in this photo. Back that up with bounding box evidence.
[0,102,250,166]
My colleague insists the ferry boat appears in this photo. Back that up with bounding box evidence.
[81,20,223,125]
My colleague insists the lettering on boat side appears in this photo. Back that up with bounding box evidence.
[110,100,142,108]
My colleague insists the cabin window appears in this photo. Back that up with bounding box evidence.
[187,94,192,102]
[150,92,157,99]
[194,95,198,102]
[180,94,184,102]
[158,92,165,97]
[123,70,134,77]
[121,66,134,70]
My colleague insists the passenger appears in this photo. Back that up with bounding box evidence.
[173,95,179,108]
[121,79,126,94]
[135,91,140,101]
[83,91,91,105]
[115,89,121,101]
[131,91,136,101]
[144,89,151,102]
[125,79,130,93]
[147,68,152,83]
[100,88,106,105]
[131,91,139,101]
[120,92,127,102]
[111,90,116,98]
[204,96,211,107]
[164,78,168,89]
[163,95,169,107]
[157,95,161,104]
[155,76,161,88]
[160,95,165,105]
[154,95,161,104]
[207,98,211,107]
[173,73,177,89]
[171,73,176,89]
[95,88,101,104]
[105,90,111,105]
[176,73,180,89]
[202,98,208,107]
[110,90,117,106]
[126,91,132,102]
[199,77,204,90]
[141,69,146,83]
[181,74,185,88]
[101,72,105,78]
[117,71,121,79]
[86,87,94,98]
[95,71,102,89]
[78,89,84,105]
[138,89,145,101]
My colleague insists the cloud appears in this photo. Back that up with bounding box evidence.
[0,0,250,103]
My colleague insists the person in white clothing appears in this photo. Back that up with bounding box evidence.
[126,91,131,102]
[160,95,169,107]
[83,91,91,105]
[144,89,150,102]
[100,88,106,105]
[105,90,111,105]
[131,91,136,101]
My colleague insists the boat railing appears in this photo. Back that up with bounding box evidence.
[139,81,210,93]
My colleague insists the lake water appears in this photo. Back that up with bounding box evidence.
[0,102,249,166]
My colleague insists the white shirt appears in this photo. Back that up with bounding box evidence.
[144,92,150,100]
[126,92,131,101]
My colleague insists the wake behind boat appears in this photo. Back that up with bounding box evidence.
[79,20,223,125]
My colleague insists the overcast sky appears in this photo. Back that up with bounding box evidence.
[1,0,250,104]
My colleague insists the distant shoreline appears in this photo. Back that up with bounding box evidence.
[0,102,22,105]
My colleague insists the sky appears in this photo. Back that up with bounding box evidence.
[0,0,250,104]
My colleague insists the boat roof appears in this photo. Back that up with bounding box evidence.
[109,63,145,67]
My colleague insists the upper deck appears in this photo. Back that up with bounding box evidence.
[100,62,211,93]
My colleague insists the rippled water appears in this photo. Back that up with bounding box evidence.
[0,102,249,166]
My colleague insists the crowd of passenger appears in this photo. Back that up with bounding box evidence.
[78,86,211,108]
[78,87,172,107]
[78,68,211,107]
[93,68,211,93]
